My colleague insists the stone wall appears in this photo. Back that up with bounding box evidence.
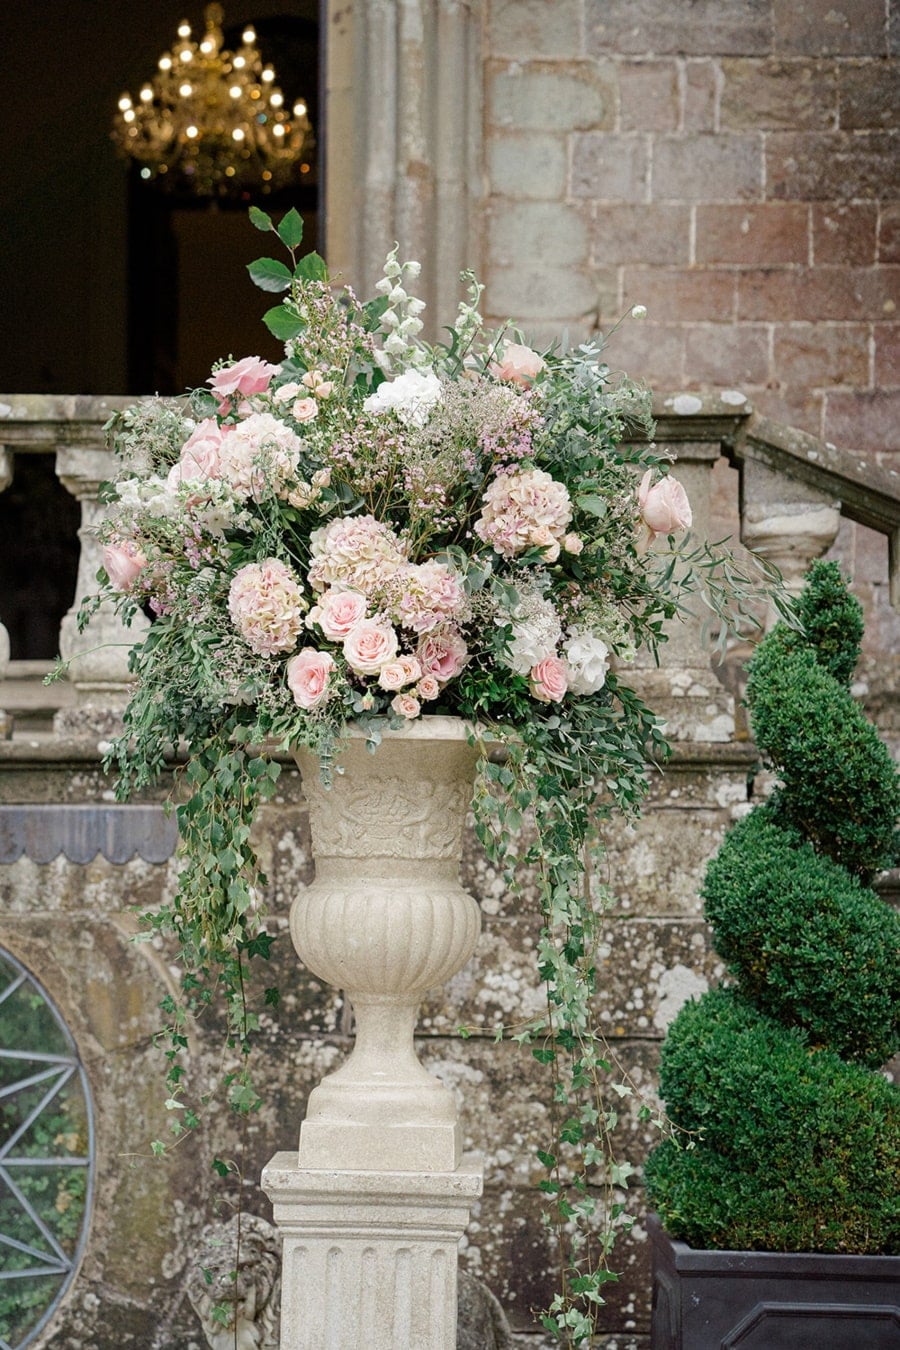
[482,0,899,459]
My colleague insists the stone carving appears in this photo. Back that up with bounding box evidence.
[291,719,483,1173]
[187,1213,281,1350]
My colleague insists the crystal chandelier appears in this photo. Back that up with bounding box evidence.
[111,4,315,196]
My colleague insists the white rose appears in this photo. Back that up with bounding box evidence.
[363,367,442,428]
[564,633,610,696]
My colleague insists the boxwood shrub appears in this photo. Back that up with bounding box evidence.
[645,561,900,1255]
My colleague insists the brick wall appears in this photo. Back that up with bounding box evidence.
[483,0,900,463]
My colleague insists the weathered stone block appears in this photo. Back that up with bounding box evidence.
[488,59,616,132]
[603,321,686,386]
[874,322,900,385]
[591,204,691,265]
[837,59,900,129]
[487,0,585,59]
[595,917,723,1039]
[823,388,900,453]
[603,807,741,919]
[685,323,770,385]
[622,267,736,322]
[720,57,837,129]
[587,0,772,56]
[618,60,680,132]
[651,134,764,203]
[488,200,590,268]
[737,266,899,321]
[773,322,870,387]
[486,264,609,323]
[812,202,878,265]
[773,0,887,55]
[766,131,900,201]
[487,132,569,200]
[571,133,649,202]
[878,203,900,262]
[683,59,719,131]
[695,202,810,265]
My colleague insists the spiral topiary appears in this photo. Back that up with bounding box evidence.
[645,560,900,1255]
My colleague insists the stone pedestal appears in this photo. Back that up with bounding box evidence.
[262,1154,483,1350]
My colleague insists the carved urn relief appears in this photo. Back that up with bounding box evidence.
[291,717,482,1173]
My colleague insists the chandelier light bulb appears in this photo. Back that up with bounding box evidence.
[111,2,315,196]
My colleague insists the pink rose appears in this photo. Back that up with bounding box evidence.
[169,418,228,487]
[292,397,319,423]
[103,541,147,591]
[417,628,468,683]
[637,469,692,539]
[530,655,568,704]
[312,589,368,641]
[378,655,422,691]
[391,692,421,720]
[531,526,561,562]
[563,533,583,555]
[208,356,280,412]
[343,619,399,675]
[489,341,545,387]
[416,674,440,701]
[286,648,335,710]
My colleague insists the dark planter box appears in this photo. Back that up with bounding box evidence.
[649,1213,900,1349]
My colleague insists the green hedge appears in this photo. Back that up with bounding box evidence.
[644,989,900,1255]
[645,562,900,1256]
[702,806,900,1068]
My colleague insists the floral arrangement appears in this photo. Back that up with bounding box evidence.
[85,208,783,1344]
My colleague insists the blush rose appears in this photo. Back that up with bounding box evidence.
[637,469,692,539]
[103,541,147,591]
[530,655,568,703]
[286,649,335,710]
[343,620,399,675]
[208,356,280,412]
[489,340,545,387]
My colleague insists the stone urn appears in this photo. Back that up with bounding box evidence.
[291,716,482,1174]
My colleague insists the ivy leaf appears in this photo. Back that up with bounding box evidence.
[276,207,305,249]
[247,258,293,293]
[294,251,328,282]
[211,1157,230,1177]
[262,305,306,341]
[249,205,273,232]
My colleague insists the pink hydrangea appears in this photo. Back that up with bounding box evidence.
[416,627,468,684]
[228,558,306,656]
[307,515,407,595]
[390,561,465,633]
[208,356,279,413]
[219,413,303,500]
[475,468,573,559]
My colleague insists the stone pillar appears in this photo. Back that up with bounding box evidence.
[324,0,484,337]
[0,449,11,738]
[740,459,841,627]
[54,446,149,736]
[629,443,736,743]
[262,1156,482,1350]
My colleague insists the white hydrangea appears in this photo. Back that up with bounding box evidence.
[564,631,610,696]
[497,594,562,676]
[363,368,443,429]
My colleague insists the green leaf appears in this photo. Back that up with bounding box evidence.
[249,205,273,232]
[211,1157,230,1177]
[575,493,608,517]
[294,251,328,282]
[276,207,305,249]
[262,304,306,341]
[247,257,293,293]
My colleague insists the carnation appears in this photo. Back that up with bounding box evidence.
[363,368,443,428]
[308,515,407,595]
[475,468,572,559]
[228,558,307,656]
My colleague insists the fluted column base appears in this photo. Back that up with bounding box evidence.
[262,1152,483,1350]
